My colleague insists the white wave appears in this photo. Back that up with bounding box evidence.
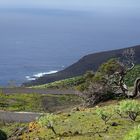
[34,70,58,78]
[25,76,36,81]
[26,70,58,81]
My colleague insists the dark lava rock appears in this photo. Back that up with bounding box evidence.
[110,122,118,126]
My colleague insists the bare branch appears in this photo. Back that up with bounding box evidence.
[127,62,135,72]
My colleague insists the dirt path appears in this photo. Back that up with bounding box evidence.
[0,110,42,123]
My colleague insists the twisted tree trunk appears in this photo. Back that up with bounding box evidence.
[130,78,140,98]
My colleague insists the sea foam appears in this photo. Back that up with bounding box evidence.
[26,70,58,81]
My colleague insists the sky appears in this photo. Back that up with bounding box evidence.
[0,0,139,11]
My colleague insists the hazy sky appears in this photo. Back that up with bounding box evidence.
[0,0,139,10]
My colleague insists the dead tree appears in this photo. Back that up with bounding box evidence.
[83,82,114,107]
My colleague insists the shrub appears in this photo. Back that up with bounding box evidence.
[76,71,94,92]
[92,72,107,84]
[118,100,140,121]
[83,82,114,107]
[98,58,121,76]
[96,107,113,124]
[124,125,140,140]
[114,105,124,118]
[38,114,59,135]
[76,83,88,92]
[84,71,95,82]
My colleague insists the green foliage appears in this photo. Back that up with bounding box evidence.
[114,105,124,118]
[125,65,140,86]
[85,59,122,90]
[0,122,27,138]
[0,93,82,113]
[96,107,113,124]
[0,93,42,112]
[76,72,106,92]
[76,71,94,92]
[124,125,140,140]
[13,99,140,140]
[98,58,121,76]
[117,100,140,121]
[76,59,122,92]
[92,72,107,83]
[38,114,59,134]
[84,71,95,81]
[38,114,58,127]
[76,83,88,92]
[33,76,85,89]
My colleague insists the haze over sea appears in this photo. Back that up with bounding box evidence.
[0,0,140,86]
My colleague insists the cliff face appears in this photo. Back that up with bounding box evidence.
[23,45,140,86]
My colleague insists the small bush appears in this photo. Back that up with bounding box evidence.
[38,114,59,135]
[114,105,124,118]
[124,125,140,140]
[118,100,140,121]
[96,107,113,124]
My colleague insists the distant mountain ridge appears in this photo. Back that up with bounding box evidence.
[23,45,140,86]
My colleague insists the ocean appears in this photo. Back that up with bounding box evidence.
[0,8,140,86]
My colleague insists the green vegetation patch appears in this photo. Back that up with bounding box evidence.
[0,93,42,112]
[125,65,140,86]
[19,100,140,140]
[0,93,83,112]
[124,125,140,140]
[32,76,85,89]
[0,121,27,138]
[41,94,83,112]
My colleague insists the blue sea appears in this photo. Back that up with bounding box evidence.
[0,7,140,86]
